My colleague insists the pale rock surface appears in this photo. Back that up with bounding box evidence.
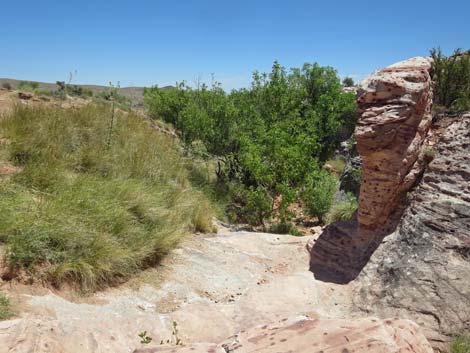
[0,231,434,353]
[135,317,433,353]
[0,232,351,353]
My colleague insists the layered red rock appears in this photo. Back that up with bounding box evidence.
[355,57,433,229]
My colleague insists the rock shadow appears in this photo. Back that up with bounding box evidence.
[308,215,400,284]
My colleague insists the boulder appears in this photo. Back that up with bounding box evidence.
[355,56,433,230]
[355,114,470,350]
[18,91,33,100]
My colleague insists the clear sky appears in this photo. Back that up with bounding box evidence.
[1,0,469,90]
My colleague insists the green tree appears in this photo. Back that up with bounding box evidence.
[431,47,470,112]
[342,77,355,87]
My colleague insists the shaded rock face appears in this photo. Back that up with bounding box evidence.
[356,56,433,230]
[135,317,433,353]
[355,114,470,349]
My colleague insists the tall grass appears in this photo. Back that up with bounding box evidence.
[0,104,215,290]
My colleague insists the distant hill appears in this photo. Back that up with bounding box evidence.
[0,78,174,106]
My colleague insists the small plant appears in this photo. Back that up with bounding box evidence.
[268,222,302,236]
[138,331,152,344]
[450,334,470,353]
[325,157,346,175]
[1,82,12,90]
[423,147,436,161]
[302,170,338,224]
[326,192,358,224]
[172,321,183,346]
[0,294,13,320]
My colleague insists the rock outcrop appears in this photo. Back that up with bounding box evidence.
[310,57,470,350]
[355,56,433,230]
[135,317,433,353]
[355,114,470,350]
[310,57,436,283]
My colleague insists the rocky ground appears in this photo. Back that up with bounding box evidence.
[0,228,433,353]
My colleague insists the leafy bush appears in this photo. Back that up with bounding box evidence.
[145,61,356,226]
[0,294,13,320]
[450,335,470,353]
[431,48,470,112]
[326,192,358,223]
[0,104,214,290]
[301,170,338,223]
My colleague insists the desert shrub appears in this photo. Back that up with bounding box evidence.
[96,89,131,109]
[0,104,214,290]
[145,61,356,226]
[268,222,302,236]
[325,156,346,174]
[34,88,53,96]
[431,48,470,112]
[302,170,338,223]
[342,77,355,87]
[67,85,94,97]
[450,335,470,353]
[1,82,12,90]
[326,192,358,223]
[0,294,13,320]
[18,81,39,90]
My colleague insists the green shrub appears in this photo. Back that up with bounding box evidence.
[18,81,39,90]
[450,335,470,353]
[145,61,356,225]
[268,222,302,236]
[326,193,358,223]
[0,104,214,290]
[431,48,470,112]
[302,170,338,224]
[325,157,346,174]
[423,147,437,161]
[0,294,13,320]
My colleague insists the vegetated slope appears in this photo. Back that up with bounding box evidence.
[0,103,214,290]
[0,78,174,107]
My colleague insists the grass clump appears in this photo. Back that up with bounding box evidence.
[326,193,358,224]
[0,104,215,290]
[0,294,13,320]
[268,222,302,236]
[450,335,470,353]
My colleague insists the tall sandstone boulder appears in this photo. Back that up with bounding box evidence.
[310,57,435,283]
[356,56,433,230]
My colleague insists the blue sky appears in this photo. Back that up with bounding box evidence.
[1,0,469,90]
